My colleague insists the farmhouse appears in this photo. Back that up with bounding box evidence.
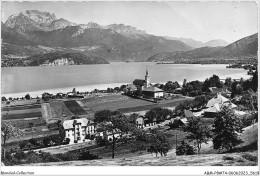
[142,86,164,98]
[204,93,237,117]
[62,118,96,144]
[171,110,192,127]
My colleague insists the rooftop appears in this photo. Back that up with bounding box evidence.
[142,86,164,92]
[62,118,89,129]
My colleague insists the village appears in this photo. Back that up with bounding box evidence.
[1,68,258,165]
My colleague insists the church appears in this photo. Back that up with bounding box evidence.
[133,69,164,98]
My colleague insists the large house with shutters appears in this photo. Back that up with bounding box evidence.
[62,118,97,144]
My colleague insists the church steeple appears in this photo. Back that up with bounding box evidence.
[146,68,149,76]
[144,67,150,88]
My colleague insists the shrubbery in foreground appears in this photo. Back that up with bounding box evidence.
[1,149,100,166]
[176,140,196,156]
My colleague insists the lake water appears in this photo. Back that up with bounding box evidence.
[1,62,250,98]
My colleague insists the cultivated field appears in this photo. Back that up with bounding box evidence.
[7,117,47,129]
[63,100,89,116]
[49,100,75,119]
[77,94,190,113]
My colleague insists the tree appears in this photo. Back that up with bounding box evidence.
[224,77,233,91]
[94,110,113,123]
[2,96,7,101]
[42,92,51,101]
[176,140,196,155]
[120,85,127,91]
[72,88,76,94]
[203,74,223,92]
[163,81,180,92]
[242,70,258,92]
[251,70,258,92]
[25,94,31,100]
[181,80,203,96]
[240,90,258,122]
[96,113,137,159]
[182,117,211,154]
[1,120,24,158]
[134,89,142,97]
[193,95,210,109]
[182,79,187,87]
[212,106,243,152]
[147,131,171,157]
[175,101,186,116]
[43,137,51,147]
[145,107,172,123]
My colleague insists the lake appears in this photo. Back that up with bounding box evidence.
[1,63,250,98]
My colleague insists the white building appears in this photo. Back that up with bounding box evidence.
[62,118,96,144]
[142,86,164,98]
[204,93,237,117]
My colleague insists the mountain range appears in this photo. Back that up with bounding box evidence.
[164,37,229,48]
[147,33,258,62]
[1,10,258,66]
[1,10,192,63]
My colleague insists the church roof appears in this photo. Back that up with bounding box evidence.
[133,79,146,86]
[142,86,164,92]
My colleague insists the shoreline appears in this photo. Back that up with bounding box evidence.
[1,72,251,99]
[1,83,129,99]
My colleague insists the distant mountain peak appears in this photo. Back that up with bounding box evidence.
[165,36,229,48]
[79,22,102,29]
[204,39,229,47]
[20,10,56,25]
[105,23,147,38]
[5,10,75,32]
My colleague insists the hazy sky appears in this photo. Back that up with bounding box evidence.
[1,1,258,43]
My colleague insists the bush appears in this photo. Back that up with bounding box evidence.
[24,151,43,164]
[43,137,51,147]
[95,136,107,147]
[176,140,196,156]
[63,138,70,144]
[241,115,254,128]
[212,163,224,166]
[25,94,31,100]
[29,138,38,146]
[223,156,234,160]
[242,153,258,162]
[168,120,182,129]
[56,152,79,161]
[78,151,99,160]
[2,96,7,101]
[90,135,95,140]
[39,152,62,163]
[19,141,28,149]
[13,151,26,161]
